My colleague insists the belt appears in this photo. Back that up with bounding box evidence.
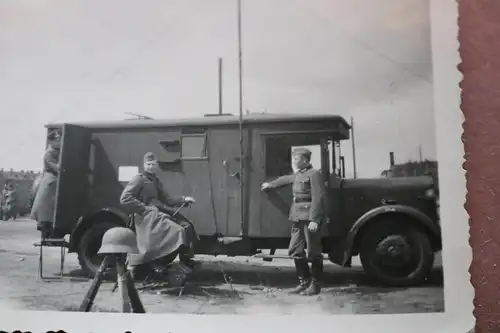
[293,197,311,203]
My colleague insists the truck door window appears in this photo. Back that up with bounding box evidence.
[265,134,334,178]
[265,137,293,178]
[181,134,207,159]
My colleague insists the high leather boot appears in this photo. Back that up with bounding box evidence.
[289,259,311,294]
[37,221,53,239]
[301,258,323,296]
[178,244,201,269]
[129,264,153,282]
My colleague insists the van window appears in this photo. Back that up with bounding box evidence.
[265,137,294,178]
[265,135,334,179]
[181,134,207,159]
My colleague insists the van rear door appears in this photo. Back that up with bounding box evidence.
[53,124,92,236]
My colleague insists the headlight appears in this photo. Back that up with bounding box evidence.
[424,188,436,198]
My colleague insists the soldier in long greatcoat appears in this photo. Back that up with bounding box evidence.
[2,183,18,220]
[120,152,200,279]
[30,130,62,238]
[0,184,8,220]
[261,147,326,296]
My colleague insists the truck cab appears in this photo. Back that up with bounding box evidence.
[260,129,440,286]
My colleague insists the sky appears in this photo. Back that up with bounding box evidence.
[0,0,434,178]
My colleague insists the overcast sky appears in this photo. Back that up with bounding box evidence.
[0,0,434,177]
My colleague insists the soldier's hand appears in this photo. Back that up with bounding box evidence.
[308,221,319,232]
[261,182,270,191]
[184,196,195,203]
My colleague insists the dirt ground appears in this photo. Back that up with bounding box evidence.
[0,218,445,315]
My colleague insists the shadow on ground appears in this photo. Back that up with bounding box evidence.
[62,260,443,299]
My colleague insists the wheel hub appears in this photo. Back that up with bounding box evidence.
[375,235,412,266]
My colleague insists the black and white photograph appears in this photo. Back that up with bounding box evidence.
[0,0,473,332]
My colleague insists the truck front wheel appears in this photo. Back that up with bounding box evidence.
[359,222,434,287]
[77,222,120,278]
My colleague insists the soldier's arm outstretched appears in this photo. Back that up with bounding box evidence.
[268,174,295,188]
[120,175,147,214]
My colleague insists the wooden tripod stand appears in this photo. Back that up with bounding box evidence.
[79,254,146,313]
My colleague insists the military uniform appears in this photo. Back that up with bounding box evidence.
[30,130,62,238]
[120,152,199,275]
[266,148,326,295]
[2,186,17,220]
[0,185,7,220]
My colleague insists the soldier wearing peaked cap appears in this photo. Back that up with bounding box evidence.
[30,129,62,238]
[261,147,326,296]
[120,152,200,280]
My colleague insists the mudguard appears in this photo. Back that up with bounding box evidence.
[68,207,129,253]
[342,204,441,265]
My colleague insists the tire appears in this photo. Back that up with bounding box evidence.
[77,221,121,278]
[359,220,434,287]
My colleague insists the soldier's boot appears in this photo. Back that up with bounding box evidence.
[178,245,201,269]
[129,265,142,281]
[301,258,323,296]
[37,221,53,239]
[289,259,311,294]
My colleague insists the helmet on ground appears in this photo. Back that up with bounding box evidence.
[98,227,139,255]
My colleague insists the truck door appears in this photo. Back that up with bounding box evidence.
[207,130,243,237]
[53,124,92,236]
[320,138,332,224]
[322,138,342,237]
[259,134,339,238]
[260,135,294,238]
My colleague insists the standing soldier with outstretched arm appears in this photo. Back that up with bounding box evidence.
[261,148,326,296]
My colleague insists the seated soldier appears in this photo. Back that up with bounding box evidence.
[120,152,200,279]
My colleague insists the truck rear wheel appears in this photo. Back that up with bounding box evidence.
[77,222,120,277]
[359,221,434,287]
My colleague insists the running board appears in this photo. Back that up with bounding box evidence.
[216,236,244,245]
[253,253,329,261]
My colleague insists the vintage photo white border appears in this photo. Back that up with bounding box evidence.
[0,0,474,332]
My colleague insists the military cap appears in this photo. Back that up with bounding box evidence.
[47,129,62,141]
[292,147,312,159]
[143,152,157,162]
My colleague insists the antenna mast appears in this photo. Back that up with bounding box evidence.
[237,0,245,236]
[218,57,223,115]
[350,116,357,178]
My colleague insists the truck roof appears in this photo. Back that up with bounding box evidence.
[46,113,351,130]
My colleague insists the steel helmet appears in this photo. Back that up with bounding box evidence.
[98,227,139,254]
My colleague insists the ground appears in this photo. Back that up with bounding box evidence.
[0,218,445,315]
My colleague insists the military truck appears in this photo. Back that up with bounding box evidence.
[45,113,440,286]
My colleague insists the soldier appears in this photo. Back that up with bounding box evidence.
[30,129,61,238]
[261,147,326,296]
[0,183,8,220]
[120,152,200,280]
[2,183,17,220]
